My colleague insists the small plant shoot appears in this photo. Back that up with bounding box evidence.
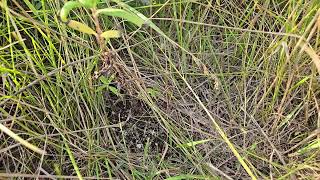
[59,0,145,39]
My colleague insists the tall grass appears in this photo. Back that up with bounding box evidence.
[0,0,320,179]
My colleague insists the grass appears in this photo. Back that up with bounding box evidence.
[1,0,320,179]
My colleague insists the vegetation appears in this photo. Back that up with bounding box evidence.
[0,0,320,179]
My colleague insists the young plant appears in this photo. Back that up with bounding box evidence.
[97,74,120,96]
[59,0,148,90]
[59,0,145,40]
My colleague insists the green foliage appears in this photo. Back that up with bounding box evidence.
[296,139,320,155]
[95,8,144,27]
[59,1,82,22]
[59,0,145,39]
[146,87,159,98]
[79,0,98,8]
[97,74,120,96]
[1,0,320,179]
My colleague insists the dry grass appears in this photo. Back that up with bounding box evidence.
[0,0,320,179]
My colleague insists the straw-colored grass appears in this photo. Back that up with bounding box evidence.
[0,0,319,179]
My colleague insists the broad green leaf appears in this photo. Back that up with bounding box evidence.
[79,0,97,8]
[99,74,115,84]
[96,8,145,27]
[146,87,159,98]
[99,76,110,84]
[96,85,108,92]
[108,86,120,96]
[108,74,116,83]
[60,1,83,22]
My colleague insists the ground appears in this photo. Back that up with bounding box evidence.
[0,0,320,179]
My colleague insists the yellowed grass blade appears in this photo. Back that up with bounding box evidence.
[0,123,46,155]
[101,30,121,39]
[300,42,320,74]
[67,20,97,35]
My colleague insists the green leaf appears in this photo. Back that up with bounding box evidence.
[0,95,13,101]
[146,87,159,98]
[0,65,22,75]
[278,102,303,129]
[95,8,145,27]
[99,74,115,84]
[63,137,83,180]
[99,76,110,84]
[79,0,97,8]
[96,85,108,92]
[22,0,38,14]
[60,1,83,22]
[108,74,116,83]
[108,86,120,96]
[289,76,310,92]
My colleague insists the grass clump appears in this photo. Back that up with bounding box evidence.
[0,0,320,179]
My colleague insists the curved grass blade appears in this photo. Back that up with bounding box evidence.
[289,139,320,157]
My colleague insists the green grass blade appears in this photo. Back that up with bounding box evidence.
[63,137,84,180]
[178,139,212,148]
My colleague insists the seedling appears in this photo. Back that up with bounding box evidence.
[59,0,144,40]
[97,74,120,96]
[60,0,147,90]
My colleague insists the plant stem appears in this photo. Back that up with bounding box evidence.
[91,7,113,74]
[91,7,105,53]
